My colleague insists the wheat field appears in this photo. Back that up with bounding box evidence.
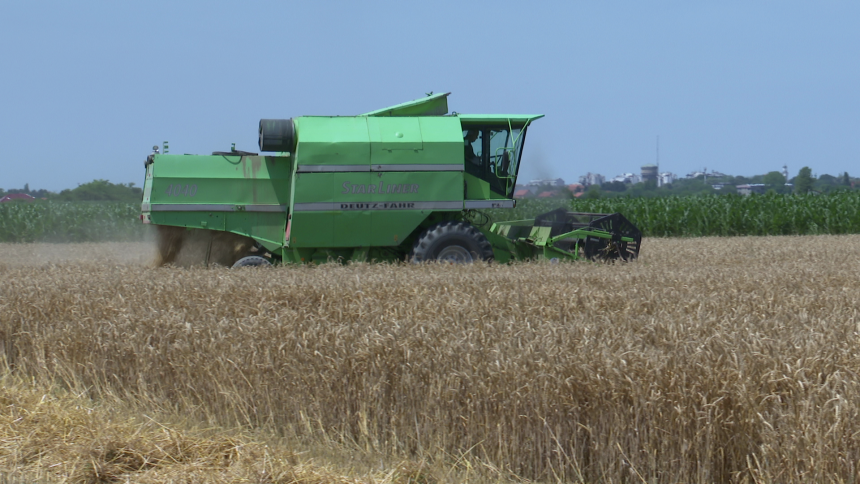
[2,236,860,483]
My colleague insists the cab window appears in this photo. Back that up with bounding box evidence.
[463,126,526,197]
[463,129,483,168]
[488,128,522,179]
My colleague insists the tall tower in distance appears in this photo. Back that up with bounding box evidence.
[641,164,658,183]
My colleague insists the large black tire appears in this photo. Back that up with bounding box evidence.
[410,221,494,263]
[231,256,272,268]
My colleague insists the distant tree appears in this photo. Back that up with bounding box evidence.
[625,180,657,198]
[761,171,788,193]
[7,184,52,198]
[762,171,786,187]
[626,184,645,198]
[661,177,708,197]
[813,174,839,193]
[818,174,837,184]
[584,184,601,199]
[602,180,628,192]
[794,167,814,194]
[843,172,851,186]
[57,179,143,202]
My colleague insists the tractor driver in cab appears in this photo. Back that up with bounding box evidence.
[464,129,481,166]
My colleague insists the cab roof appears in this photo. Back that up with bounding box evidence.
[362,93,544,125]
[456,114,545,125]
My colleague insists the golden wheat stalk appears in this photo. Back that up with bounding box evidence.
[2,235,860,482]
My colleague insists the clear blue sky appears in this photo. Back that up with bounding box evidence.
[2,1,858,191]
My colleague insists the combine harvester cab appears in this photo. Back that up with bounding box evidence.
[140,92,641,266]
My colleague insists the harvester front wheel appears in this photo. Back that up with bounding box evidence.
[410,221,494,263]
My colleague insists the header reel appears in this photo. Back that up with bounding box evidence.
[534,209,641,262]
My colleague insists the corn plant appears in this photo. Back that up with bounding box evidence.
[490,192,860,237]
[0,201,147,243]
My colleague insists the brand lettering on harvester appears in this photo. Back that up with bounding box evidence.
[339,202,417,210]
[341,181,420,195]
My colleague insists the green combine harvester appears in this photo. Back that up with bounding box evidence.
[141,92,641,266]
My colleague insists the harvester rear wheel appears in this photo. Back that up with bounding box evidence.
[232,256,272,268]
[410,221,494,263]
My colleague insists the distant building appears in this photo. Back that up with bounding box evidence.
[641,164,658,183]
[513,189,532,199]
[567,183,584,195]
[0,193,35,203]
[578,173,605,186]
[687,169,728,180]
[536,191,556,199]
[737,184,766,196]
[527,178,565,187]
[612,173,640,184]
[658,172,676,186]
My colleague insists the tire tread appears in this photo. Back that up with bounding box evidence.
[410,221,494,262]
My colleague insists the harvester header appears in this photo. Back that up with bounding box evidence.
[141,92,640,266]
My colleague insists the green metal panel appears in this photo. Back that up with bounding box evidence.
[481,229,518,263]
[142,163,153,206]
[332,210,371,247]
[290,170,463,248]
[464,173,492,199]
[370,171,462,203]
[294,117,370,167]
[418,117,464,165]
[290,212,332,247]
[367,117,422,167]
[290,210,371,248]
[143,154,290,248]
[224,212,285,251]
[291,172,372,247]
[147,154,291,207]
[367,116,463,167]
[151,211,226,231]
[369,171,463,246]
[292,172,374,204]
[368,117,423,150]
[293,172,334,204]
[363,92,450,116]
[368,212,426,247]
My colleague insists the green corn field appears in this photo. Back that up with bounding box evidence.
[493,192,860,237]
[1,192,859,243]
[0,201,148,243]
